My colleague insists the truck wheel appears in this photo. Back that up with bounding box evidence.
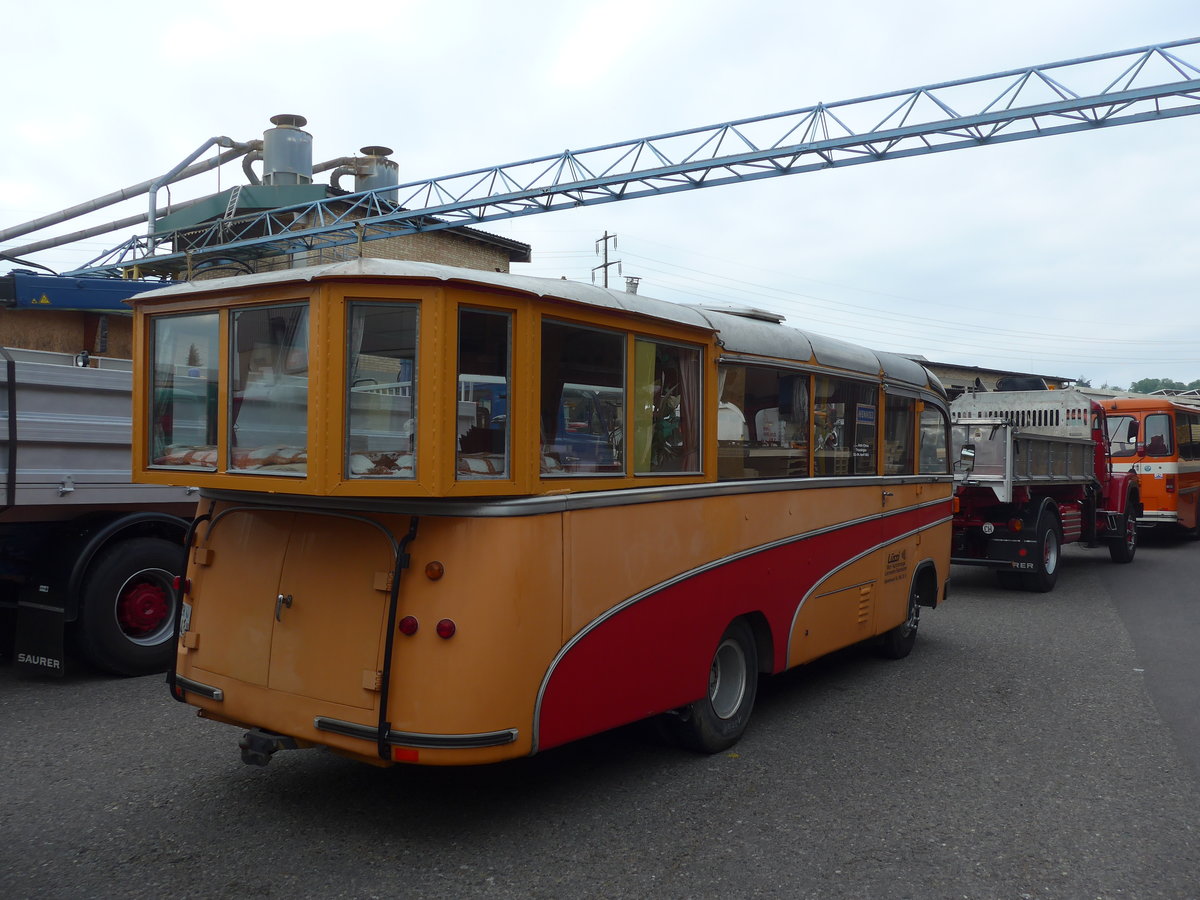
[1024,515,1061,593]
[1108,512,1138,564]
[667,619,758,754]
[76,537,181,676]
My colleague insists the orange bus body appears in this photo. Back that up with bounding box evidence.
[132,260,953,767]
[1102,396,1200,534]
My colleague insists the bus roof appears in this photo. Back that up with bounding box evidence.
[1098,394,1200,413]
[130,259,943,397]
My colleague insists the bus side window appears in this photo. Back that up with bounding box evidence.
[633,339,702,474]
[815,377,876,476]
[885,394,916,475]
[540,320,625,476]
[919,407,950,474]
[717,366,809,481]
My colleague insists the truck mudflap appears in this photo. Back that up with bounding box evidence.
[13,585,66,674]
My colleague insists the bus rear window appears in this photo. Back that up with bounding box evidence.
[150,312,218,470]
[230,304,310,475]
[457,308,511,481]
[346,303,417,479]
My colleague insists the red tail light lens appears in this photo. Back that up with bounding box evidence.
[1166,476,1176,494]
[398,616,419,636]
[436,619,456,639]
[172,576,191,596]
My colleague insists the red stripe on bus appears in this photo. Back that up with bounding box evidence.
[536,501,948,751]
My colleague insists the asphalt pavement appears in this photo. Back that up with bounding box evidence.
[1,540,1197,899]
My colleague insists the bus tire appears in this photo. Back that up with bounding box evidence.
[76,537,180,677]
[668,619,758,754]
[878,581,921,660]
[1108,511,1138,564]
[1023,514,1061,593]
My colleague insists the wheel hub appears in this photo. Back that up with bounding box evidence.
[117,582,169,636]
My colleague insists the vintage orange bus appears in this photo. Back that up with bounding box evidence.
[132,259,953,767]
[1103,395,1200,537]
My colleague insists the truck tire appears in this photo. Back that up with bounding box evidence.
[76,537,180,676]
[1024,514,1061,593]
[1108,512,1138,564]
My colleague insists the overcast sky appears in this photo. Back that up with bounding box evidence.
[2,1,1198,389]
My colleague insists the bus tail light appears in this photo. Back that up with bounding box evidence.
[1166,475,1176,493]
[398,615,419,636]
[436,618,456,639]
[1007,519,1023,533]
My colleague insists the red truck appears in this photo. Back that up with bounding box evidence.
[950,389,1140,592]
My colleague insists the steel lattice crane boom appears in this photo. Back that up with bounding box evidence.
[7,38,1200,279]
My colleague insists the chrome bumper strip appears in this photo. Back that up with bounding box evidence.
[314,717,518,749]
[175,674,224,701]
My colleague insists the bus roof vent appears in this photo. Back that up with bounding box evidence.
[699,304,786,324]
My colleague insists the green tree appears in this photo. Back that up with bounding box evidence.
[1129,377,1188,393]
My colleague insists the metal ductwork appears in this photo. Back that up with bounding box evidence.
[262,114,313,186]
[330,146,399,203]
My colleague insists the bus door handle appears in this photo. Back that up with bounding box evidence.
[882,490,894,506]
[275,593,293,621]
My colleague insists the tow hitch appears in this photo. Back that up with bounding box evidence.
[238,728,300,767]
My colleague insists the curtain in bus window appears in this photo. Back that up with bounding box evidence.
[540,321,625,476]
[884,394,916,475]
[457,309,511,480]
[919,407,950,474]
[1145,413,1173,457]
[230,304,310,474]
[814,377,877,476]
[150,313,219,469]
[633,339,701,474]
[346,302,418,479]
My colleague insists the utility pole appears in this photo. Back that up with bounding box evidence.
[592,231,620,288]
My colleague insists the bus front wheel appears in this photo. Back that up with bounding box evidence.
[878,581,921,660]
[668,619,758,754]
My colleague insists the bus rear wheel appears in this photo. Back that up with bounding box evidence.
[668,619,758,754]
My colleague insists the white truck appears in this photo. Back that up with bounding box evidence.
[950,389,1141,591]
[0,347,196,675]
